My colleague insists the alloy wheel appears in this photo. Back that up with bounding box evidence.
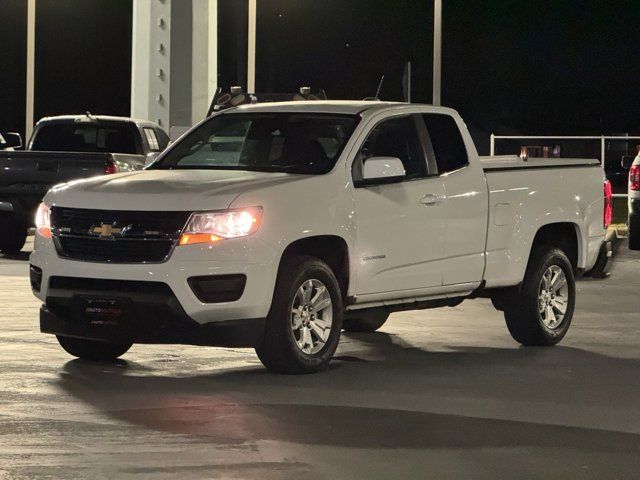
[538,265,569,329]
[290,279,333,354]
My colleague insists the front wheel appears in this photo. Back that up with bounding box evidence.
[503,247,575,346]
[256,255,343,374]
[56,335,132,362]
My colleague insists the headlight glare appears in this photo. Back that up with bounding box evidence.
[179,207,262,246]
[35,203,52,239]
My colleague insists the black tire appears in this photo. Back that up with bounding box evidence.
[629,214,640,251]
[0,214,27,254]
[56,335,132,362]
[343,312,390,332]
[503,247,575,346]
[256,255,343,374]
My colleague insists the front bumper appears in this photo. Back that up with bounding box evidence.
[40,304,265,347]
[30,235,280,330]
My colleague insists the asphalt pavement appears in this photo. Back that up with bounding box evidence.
[1,237,639,479]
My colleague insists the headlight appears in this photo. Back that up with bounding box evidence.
[179,207,262,246]
[35,203,52,239]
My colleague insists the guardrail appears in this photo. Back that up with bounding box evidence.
[490,135,640,201]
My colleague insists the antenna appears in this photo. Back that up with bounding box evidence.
[364,75,385,101]
[402,61,412,103]
[374,75,385,100]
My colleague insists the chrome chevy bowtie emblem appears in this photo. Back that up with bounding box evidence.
[91,223,123,239]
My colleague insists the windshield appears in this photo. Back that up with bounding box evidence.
[32,123,139,154]
[151,113,359,174]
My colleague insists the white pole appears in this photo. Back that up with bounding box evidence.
[130,0,150,120]
[432,0,442,106]
[600,136,606,171]
[490,134,495,156]
[25,0,36,140]
[208,0,218,100]
[247,0,256,92]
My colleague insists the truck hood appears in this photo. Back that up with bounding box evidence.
[44,169,296,211]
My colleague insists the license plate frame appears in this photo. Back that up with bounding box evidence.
[81,297,128,326]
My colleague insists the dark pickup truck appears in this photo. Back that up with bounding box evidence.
[0,115,169,254]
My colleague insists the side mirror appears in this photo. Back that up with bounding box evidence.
[0,132,22,150]
[359,157,406,186]
[145,152,161,167]
[621,155,636,170]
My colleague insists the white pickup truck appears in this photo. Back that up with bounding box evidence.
[30,101,609,374]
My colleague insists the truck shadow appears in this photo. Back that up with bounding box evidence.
[55,333,640,465]
[0,251,30,261]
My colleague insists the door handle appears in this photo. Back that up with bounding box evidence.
[420,193,444,206]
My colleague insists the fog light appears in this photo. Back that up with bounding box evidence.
[30,265,43,292]
[188,274,246,303]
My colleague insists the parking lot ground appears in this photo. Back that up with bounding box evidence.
[1,238,639,479]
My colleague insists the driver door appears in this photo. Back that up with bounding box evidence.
[352,114,446,297]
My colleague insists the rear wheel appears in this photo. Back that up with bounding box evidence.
[629,214,640,250]
[0,214,27,254]
[256,255,343,374]
[343,312,389,332]
[503,247,575,346]
[56,336,132,362]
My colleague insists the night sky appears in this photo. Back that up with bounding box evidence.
[0,0,27,139]
[33,0,132,124]
[1,0,639,155]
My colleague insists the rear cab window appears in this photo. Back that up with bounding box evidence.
[32,122,140,154]
[422,114,469,175]
[143,127,161,152]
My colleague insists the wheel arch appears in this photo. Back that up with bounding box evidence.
[528,222,582,272]
[278,235,350,298]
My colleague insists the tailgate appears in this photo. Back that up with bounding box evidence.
[0,151,112,196]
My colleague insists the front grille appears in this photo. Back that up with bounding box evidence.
[51,207,191,263]
[56,236,176,263]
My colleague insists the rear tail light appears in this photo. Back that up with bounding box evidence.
[104,158,119,175]
[630,165,640,191]
[604,180,613,229]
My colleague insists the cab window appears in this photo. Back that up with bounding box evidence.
[355,115,427,181]
[422,114,468,174]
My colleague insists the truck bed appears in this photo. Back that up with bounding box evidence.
[480,155,605,288]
